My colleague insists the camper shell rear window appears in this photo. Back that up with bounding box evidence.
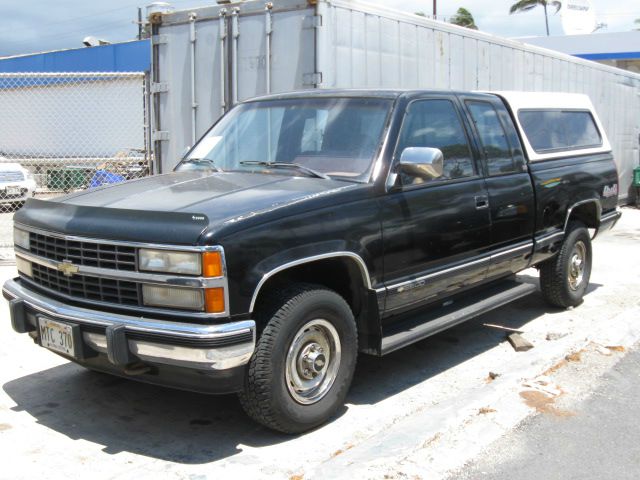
[517,109,602,154]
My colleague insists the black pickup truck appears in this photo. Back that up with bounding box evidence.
[4,89,621,433]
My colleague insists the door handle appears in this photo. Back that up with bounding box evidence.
[475,195,489,209]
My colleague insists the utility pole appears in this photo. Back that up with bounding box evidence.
[433,0,437,20]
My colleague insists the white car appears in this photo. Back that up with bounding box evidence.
[0,162,37,207]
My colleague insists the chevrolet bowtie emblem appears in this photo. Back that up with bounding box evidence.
[57,260,79,277]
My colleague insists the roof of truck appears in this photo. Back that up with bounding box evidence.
[246,89,497,102]
[246,89,598,105]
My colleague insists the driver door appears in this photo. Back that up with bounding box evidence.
[381,95,492,316]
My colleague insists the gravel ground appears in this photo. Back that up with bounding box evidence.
[0,207,639,480]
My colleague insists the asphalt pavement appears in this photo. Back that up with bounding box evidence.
[454,345,640,480]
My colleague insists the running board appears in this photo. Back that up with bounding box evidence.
[381,280,537,355]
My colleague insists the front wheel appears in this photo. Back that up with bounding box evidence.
[539,222,592,308]
[239,284,357,434]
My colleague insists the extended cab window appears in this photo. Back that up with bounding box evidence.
[518,109,602,153]
[396,99,475,183]
[466,101,522,176]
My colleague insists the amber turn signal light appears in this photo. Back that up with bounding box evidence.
[202,251,223,277]
[205,287,225,313]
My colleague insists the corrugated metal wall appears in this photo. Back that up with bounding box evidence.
[320,0,640,201]
[152,0,640,201]
[151,0,316,171]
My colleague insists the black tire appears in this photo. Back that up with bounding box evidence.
[539,222,592,308]
[239,283,358,434]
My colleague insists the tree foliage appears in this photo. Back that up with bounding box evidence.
[509,0,561,15]
[450,7,478,30]
[509,0,562,36]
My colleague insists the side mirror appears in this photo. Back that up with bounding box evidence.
[399,147,444,180]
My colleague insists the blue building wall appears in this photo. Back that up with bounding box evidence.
[0,40,150,73]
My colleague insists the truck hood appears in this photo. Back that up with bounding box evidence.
[15,171,359,244]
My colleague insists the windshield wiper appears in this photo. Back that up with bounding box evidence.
[240,161,329,179]
[181,158,223,172]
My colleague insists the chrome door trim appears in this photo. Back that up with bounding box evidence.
[488,242,533,261]
[534,229,565,249]
[384,257,489,293]
[381,241,533,293]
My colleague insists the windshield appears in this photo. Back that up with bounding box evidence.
[175,97,392,180]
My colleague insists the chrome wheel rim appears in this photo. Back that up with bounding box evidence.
[285,319,341,405]
[568,241,587,291]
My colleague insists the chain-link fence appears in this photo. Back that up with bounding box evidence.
[0,72,153,261]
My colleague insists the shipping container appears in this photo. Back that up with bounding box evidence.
[149,0,640,202]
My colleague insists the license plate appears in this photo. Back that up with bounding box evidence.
[6,186,20,195]
[38,317,75,357]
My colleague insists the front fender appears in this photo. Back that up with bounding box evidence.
[245,241,373,313]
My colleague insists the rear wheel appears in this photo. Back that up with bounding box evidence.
[539,222,592,308]
[239,283,357,434]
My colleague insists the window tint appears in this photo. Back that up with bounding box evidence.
[467,101,518,176]
[518,110,602,153]
[397,99,475,183]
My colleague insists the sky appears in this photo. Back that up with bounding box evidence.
[0,0,638,57]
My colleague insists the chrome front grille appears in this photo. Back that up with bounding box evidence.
[29,232,137,271]
[26,232,141,306]
[16,228,229,318]
[31,263,141,306]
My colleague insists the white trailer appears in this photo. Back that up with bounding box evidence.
[148,0,640,202]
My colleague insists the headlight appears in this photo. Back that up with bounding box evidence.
[139,249,202,275]
[13,228,30,250]
[15,256,32,277]
[142,285,204,310]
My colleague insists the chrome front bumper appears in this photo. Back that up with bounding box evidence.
[3,278,256,371]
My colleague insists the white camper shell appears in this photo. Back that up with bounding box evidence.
[494,91,611,162]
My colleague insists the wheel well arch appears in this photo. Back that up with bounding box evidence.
[250,253,371,313]
[564,199,601,231]
[249,254,380,352]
